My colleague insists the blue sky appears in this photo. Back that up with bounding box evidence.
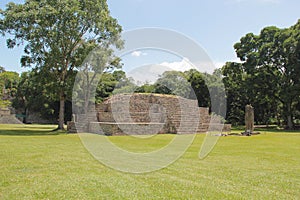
[0,0,299,73]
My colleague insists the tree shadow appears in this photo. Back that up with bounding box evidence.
[0,125,66,136]
[254,128,300,133]
[232,125,300,133]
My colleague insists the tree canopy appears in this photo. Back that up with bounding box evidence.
[0,0,123,129]
[223,19,300,128]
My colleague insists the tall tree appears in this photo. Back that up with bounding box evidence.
[0,0,122,129]
[222,61,281,125]
[222,62,248,125]
[234,20,300,128]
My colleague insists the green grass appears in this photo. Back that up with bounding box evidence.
[0,125,300,199]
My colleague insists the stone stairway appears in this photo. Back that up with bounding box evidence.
[0,115,23,124]
[93,94,214,135]
[0,107,23,124]
[68,93,231,135]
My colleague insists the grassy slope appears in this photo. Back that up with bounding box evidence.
[0,125,299,199]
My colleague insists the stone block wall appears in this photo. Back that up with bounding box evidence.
[95,94,198,133]
[0,108,10,116]
[0,107,23,124]
[74,93,231,135]
[68,93,231,135]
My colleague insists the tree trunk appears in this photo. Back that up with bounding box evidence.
[24,107,28,124]
[287,115,293,129]
[58,90,65,130]
[286,103,293,130]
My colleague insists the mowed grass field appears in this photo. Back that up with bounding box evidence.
[0,124,300,199]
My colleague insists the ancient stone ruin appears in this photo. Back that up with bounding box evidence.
[68,93,231,135]
[0,107,23,124]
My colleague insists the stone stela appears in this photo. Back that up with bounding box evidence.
[242,104,260,136]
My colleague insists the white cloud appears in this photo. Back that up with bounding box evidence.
[213,58,243,69]
[159,58,196,72]
[160,58,243,74]
[131,51,147,57]
[214,61,226,69]
[126,58,244,85]
[160,58,224,74]
[127,64,169,85]
[127,58,196,85]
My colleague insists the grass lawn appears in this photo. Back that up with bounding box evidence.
[0,124,299,199]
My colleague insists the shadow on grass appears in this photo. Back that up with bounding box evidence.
[0,130,64,136]
[255,129,300,133]
[0,125,66,136]
[23,126,58,130]
[232,125,300,133]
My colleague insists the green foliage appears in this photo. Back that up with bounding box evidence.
[222,62,247,125]
[203,70,227,116]
[96,73,118,103]
[0,68,19,108]
[95,70,132,102]
[12,71,74,122]
[185,69,210,107]
[13,71,55,120]
[0,0,123,129]
[155,71,191,98]
[0,71,19,96]
[112,84,137,95]
[153,83,173,95]
[134,84,156,93]
[223,20,300,127]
